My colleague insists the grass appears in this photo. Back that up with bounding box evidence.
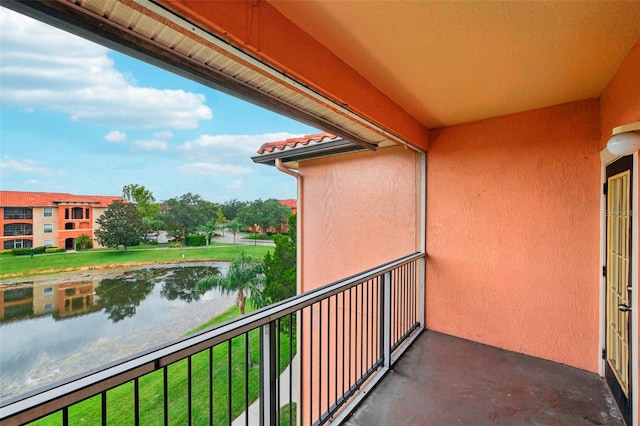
[0,244,271,279]
[30,302,297,426]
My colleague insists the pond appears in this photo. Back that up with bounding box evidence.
[0,263,235,402]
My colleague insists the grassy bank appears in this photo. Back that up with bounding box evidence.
[31,303,296,425]
[0,244,271,280]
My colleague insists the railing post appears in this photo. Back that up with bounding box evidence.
[383,271,392,369]
[260,322,277,426]
[419,257,426,328]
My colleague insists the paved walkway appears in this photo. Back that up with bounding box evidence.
[232,355,299,425]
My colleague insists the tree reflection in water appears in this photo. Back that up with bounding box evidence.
[159,265,220,303]
[95,266,219,323]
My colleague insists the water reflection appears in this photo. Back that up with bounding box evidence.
[0,265,219,324]
[0,264,233,401]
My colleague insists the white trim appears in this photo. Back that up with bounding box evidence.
[599,149,638,426]
[632,153,638,426]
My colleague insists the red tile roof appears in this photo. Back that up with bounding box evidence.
[0,191,122,208]
[279,199,297,209]
[256,132,340,154]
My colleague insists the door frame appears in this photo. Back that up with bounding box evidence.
[600,149,639,425]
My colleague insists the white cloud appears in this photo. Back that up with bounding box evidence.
[134,140,168,151]
[0,156,58,176]
[0,9,212,129]
[180,162,253,177]
[226,179,246,190]
[178,132,302,161]
[154,130,174,139]
[105,130,127,143]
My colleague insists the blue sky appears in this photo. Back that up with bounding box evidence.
[0,8,317,203]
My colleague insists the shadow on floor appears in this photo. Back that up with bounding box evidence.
[345,331,623,425]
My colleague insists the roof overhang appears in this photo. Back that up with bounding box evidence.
[2,0,414,151]
[252,137,367,168]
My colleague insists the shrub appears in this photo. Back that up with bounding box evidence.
[33,246,47,255]
[75,234,93,250]
[11,247,31,256]
[45,247,66,253]
[185,234,206,247]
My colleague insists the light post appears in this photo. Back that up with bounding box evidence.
[254,224,257,246]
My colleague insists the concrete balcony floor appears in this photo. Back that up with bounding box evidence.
[345,331,623,425]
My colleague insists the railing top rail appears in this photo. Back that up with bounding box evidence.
[0,252,424,421]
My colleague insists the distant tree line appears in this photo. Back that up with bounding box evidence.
[95,184,292,250]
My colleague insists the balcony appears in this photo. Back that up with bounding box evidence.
[0,253,622,425]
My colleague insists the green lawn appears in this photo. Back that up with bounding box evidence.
[0,244,271,279]
[30,303,297,426]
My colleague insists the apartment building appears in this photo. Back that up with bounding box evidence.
[0,191,122,250]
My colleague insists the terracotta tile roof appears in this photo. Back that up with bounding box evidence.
[256,132,341,154]
[279,199,297,209]
[0,191,122,208]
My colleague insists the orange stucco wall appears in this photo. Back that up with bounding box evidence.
[427,99,601,372]
[299,146,420,292]
[600,37,640,149]
[159,0,429,150]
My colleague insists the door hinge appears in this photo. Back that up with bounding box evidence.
[603,182,608,195]
[602,348,607,360]
[603,265,607,277]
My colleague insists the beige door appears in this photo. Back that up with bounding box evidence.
[605,155,633,425]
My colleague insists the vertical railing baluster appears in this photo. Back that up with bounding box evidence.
[420,256,426,328]
[245,332,249,426]
[364,281,369,371]
[326,298,329,417]
[134,377,140,426]
[309,306,313,424]
[101,391,107,426]
[289,313,293,426]
[62,407,68,426]
[341,291,347,394]
[260,322,277,426]
[383,271,392,369]
[228,340,232,426]
[163,366,168,426]
[335,293,338,411]
[209,347,213,426]
[277,318,281,425]
[187,356,192,426]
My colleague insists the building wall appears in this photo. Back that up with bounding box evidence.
[299,145,421,292]
[426,99,601,372]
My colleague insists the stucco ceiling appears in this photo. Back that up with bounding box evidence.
[270,1,640,128]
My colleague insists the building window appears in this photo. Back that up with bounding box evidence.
[44,239,53,247]
[3,207,32,220]
[44,303,53,314]
[72,207,83,219]
[44,207,53,217]
[3,239,33,249]
[3,223,32,236]
[44,287,53,297]
[44,224,53,233]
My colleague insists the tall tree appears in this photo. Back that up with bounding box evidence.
[221,199,248,221]
[196,252,265,366]
[160,193,216,241]
[196,252,265,315]
[95,200,144,252]
[238,199,290,234]
[122,184,159,220]
[197,220,217,251]
[262,232,297,304]
[228,219,242,249]
[216,208,227,236]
